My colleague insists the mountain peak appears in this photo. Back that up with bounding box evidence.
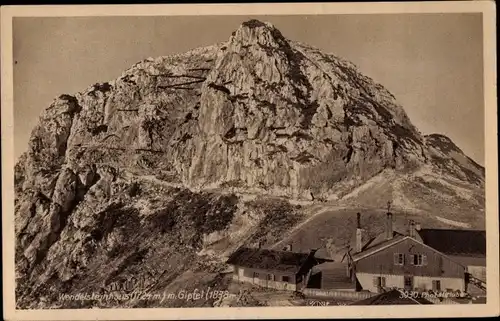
[425,133,462,154]
[229,19,289,49]
[425,133,484,185]
[241,19,275,29]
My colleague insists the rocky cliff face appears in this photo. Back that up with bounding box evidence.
[189,20,429,200]
[14,20,484,308]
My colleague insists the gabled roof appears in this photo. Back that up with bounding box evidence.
[350,289,433,305]
[351,235,468,269]
[417,228,486,257]
[351,235,407,261]
[226,247,312,273]
[361,230,406,251]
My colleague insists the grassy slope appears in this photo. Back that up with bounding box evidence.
[269,207,457,260]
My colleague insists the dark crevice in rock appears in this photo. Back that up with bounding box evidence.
[223,126,237,140]
[255,98,276,113]
[93,82,113,93]
[292,151,316,164]
[35,190,52,204]
[275,131,313,141]
[183,112,193,123]
[392,123,422,146]
[229,93,250,103]
[343,147,354,164]
[120,74,137,85]
[157,79,205,89]
[343,128,354,164]
[57,94,82,116]
[159,86,197,91]
[323,138,334,145]
[300,101,320,128]
[134,148,167,154]
[101,134,120,143]
[179,133,193,143]
[188,67,211,72]
[267,144,288,156]
[161,74,207,80]
[343,113,360,128]
[253,159,262,167]
[89,124,108,136]
[116,109,139,112]
[207,82,231,95]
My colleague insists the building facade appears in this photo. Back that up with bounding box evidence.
[352,236,466,293]
[349,212,469,294]
[232,266,300,291]
[226,246,318,291]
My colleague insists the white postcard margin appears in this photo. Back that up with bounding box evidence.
[1,1,498,320]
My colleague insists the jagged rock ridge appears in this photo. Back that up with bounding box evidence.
[14,19,484,308]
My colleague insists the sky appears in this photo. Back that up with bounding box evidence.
[12,14,484,165]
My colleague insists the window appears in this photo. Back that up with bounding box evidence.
[394,253,405,265]
[404,276,413,288]
[432,280,441,291]
[267,274,275,281]
[411,254,427,266]
[253,272,259,278]
[282,276,290,282]
[373,277,386,287]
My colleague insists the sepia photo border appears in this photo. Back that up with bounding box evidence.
[1,2,498,320]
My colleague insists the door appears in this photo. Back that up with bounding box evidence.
[404,275,414,290]
[432,280,441,291]
[252,271,259,285]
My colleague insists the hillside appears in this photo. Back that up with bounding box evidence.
[14,19,484,308]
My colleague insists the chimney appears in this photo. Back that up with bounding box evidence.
[386,212,393,240]
[356,213,363,253]
[409,220,416,238]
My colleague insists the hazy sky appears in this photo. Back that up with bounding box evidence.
[13,14,484,164]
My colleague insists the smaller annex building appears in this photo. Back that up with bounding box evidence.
[415,228,486,283]
[226,246,319,291]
